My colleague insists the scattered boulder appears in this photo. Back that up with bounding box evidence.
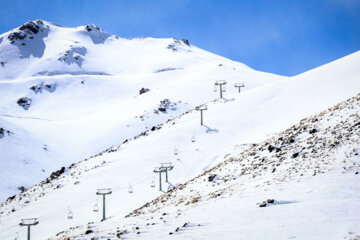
[17,186,26,193]
[17,97,31,110]
[158,99,171,112]
[44,83,56,92]
[309,128,318,134]
[259,202,267,207]
[139,88,150,95]
[259,199,276,207]
[30,85,42,93]
[6,195,16,202]
[268,145,281,153]
[268,145,275,152]
[85,229,93,234]
[208,174,217,182]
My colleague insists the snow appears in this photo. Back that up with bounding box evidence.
[0,20,359,240]
[0,20,285,200]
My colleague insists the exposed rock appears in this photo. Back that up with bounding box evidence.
[8,32,26,42]
[309,129,317,134]
[17,97,31,110]
[158,99,170,112]
[49,167,66,180]
[85,24,101,32]
[19,21,41,34]
[139,88,150,95]
[182,39,190,46]
[208,174,217,182]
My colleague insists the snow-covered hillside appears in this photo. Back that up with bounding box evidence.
[0,20,285,200]
[54,92,360,240]
[0,19,360,240]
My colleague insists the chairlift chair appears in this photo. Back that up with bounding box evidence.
[67,208,73,220]
[191,135,196,142]
[213,85,217,92]
[173,148,178,156]
[93,200,99,212]
[128,183,133,193]
[223,85,227,92]
[150,178,155,188]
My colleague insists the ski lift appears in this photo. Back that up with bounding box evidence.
[67,207,73,220]
[93,200,99,212]
[173,147,179,156]
[191,135,196,143]
[128,183,133,193]
[213,85,218,92]
[150,178,155,188]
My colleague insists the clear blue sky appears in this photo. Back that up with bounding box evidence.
[1,0,359,76]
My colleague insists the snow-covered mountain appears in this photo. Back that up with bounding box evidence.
[0,20,359,240]
[0,20,285,200]
[55,92,360,240]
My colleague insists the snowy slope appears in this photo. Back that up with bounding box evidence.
[0,20,286,200]
[0,37,359,240]
[53,92,360,240]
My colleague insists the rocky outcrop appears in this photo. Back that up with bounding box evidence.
[17,97,32,110]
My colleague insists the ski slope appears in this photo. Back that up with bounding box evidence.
[0,20,285,200]
[0,21,359,239]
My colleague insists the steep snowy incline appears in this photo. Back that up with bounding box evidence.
[54,92,360,240]
[0,50,359,240]
[0,20,285,200]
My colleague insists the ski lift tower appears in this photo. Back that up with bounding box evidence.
[160,162,174,182]
[19,218,39,240]
[153,166,167,191]
[195,105,208,126]
[234,83,245,93]
[214,80,227,99]
[96,188,112,221]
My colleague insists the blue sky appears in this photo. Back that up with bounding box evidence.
[0,0,359,76]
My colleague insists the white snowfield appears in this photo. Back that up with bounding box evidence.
[0,20,359,240]
[0,20,285,201]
